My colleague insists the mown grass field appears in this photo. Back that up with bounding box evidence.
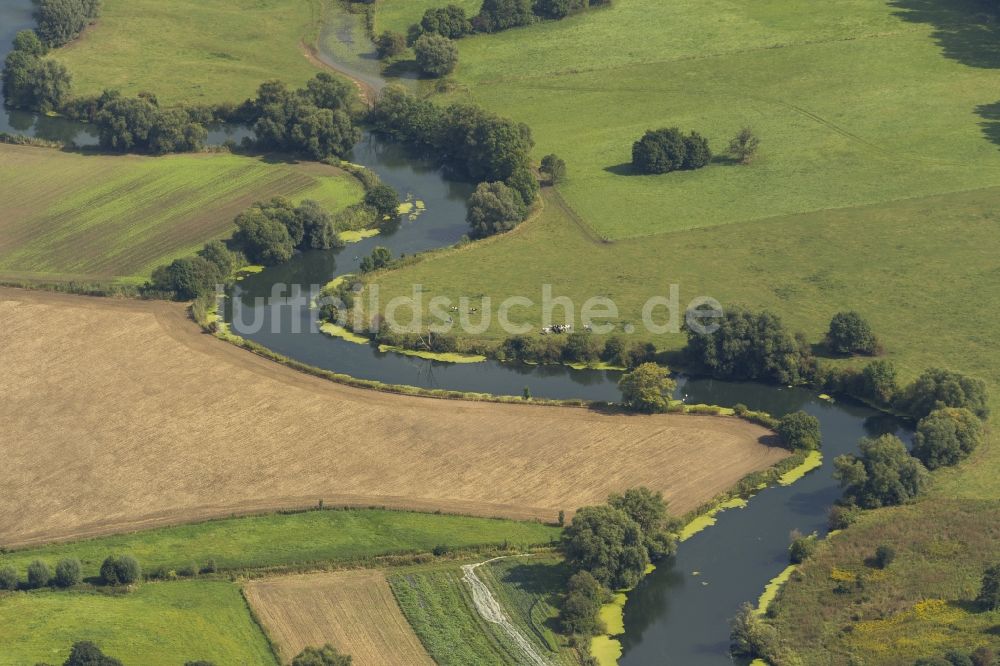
[388,556,578,665]
[53,0,330,106]
[0,581,276,666]
[770,500,1000,664]
[0,145,364,283]
[0,509,559,579]
[384,0,1000,238]
[245,569,434,665]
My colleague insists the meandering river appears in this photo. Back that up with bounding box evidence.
[1,5,910,663]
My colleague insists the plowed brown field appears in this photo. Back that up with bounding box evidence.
[0,288,787,548]
[244,570,433,666]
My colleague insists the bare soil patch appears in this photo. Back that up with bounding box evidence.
[0,288,787,547]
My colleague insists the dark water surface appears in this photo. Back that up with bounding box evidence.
[1,4,908,662]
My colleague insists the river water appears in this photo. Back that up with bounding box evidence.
[2,4,909,663]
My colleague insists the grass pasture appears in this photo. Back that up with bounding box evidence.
[0,287,784,547]
[388,556,578,665]
[0,145,364,283]
[53,0,330,106]
[0,581,276,666]
[0,510,559,580]
[244,569,433,665]
[391,0,1000,238]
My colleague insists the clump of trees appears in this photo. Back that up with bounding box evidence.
[540,153,566,183]
[94,91,208,153]
[359,246,393,273]
[467,181,527,238]
[618,362,676,413]
[1,30,71,112]
[0,557,82,590]
[498,333,656,368]
[100,554,141,586]
[631,127,711,174]
[776,411,821,451]
[62,641,124,666]
[414,34,459,77]
[473,0,535,32]
[825,311,879,356]
[684,305,815,385]
[834,434,928,509]
[409,4,473,43]
[291,644,352,666]
[558,570,607,634]
[364,184,401,219]
[249,75,360,160]
[408,0,606,42]
[233,197,347,266]
[34,0,102,48]
[898,367,990,420]
[911,407,983,470]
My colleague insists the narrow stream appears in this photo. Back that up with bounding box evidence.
[1,5,911,663]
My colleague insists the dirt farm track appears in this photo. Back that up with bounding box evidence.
[0,288,787,547]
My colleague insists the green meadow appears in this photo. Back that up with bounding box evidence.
[0,581,276,666]
[0,145,363,283]
[53,0,329,106]
[0,509,559,578]
[388,0,1000,238]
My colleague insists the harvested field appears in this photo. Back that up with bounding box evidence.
[244,570,433,665]
[0,288,787,547]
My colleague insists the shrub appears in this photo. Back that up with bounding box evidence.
[0,566,18,590]
[200,559,218,575]
[777,411,822,451]
[834,434,928,508]
[414,34,459,78]
[618,362,676,413]
[873,545,896,569]
[682,131,712,169]
[540,153,567,183]
[359,246,393,273]
[826,311,879,355]
[861,359,898,404]
[100,554,141,586]
[559,570,605,635]
[828,504,862,530]
[375,31,407,59]
[475,0,534,33]
[728,127,760,164]
[788,533,817,563]
[290,644,352,666]
[911,407,983,470]
[978,563,1000,611]
[64,641,124,666]
[467,181,527,238]
[364,184,401,219]
[899,368,989,420]
[971,647,996,666]
[945,652,975,666]
[730,602,802,664]
[54,558,82,587]
[27,560,52,588]
[534,0,585,19]
[632,127,711,174]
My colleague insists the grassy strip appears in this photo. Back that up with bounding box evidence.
[0,509,559,579]
[0,581,277,665]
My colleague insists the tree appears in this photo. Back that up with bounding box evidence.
[608,487,678,560]
[235,210,294,265]
[861,359,898,404]
[777,411,821,451]
[540,153,567,183]
[632,128,686,174]
[297,200,341,250]
[467,181,527,238]
[35,0,102,48]
[873,544,896,569]
[685,305,814,385]
[100,554,141,586]
[618,363,675,413]
[419,5,472,39]
[27,560,52,588]
[826,311,878,355]
[252,80,359,159]
[54,558,82,587]
[0,566,18,590]
[900,368,990,420]
[359,246,392,273]
[562,331,601,363]
[788,533,817,563]
[911,407,983,470]
[977,563,1000,611]
[562,505,649,589]
[155,256,220,300]
[559,570,605,635]
[303,72,353,112]
[730,602,802,665]
[197,240,239,278]
[534,0,585,19]
[834,434,928,508]
[63,641,124,666]
[375,31,406,59]
[505,165,539,206]
[365,184,401,219]
[682,131,712,169]
[728,127,760,164]
[475,0,535,32]
[12,30,47,57]
[290,644,352,666]
[414,34,459,78]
